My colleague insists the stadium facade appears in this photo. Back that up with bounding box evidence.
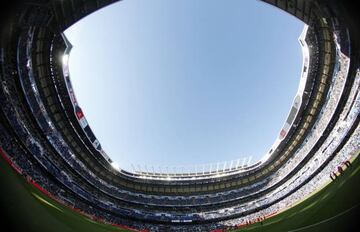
[0,0,359,231]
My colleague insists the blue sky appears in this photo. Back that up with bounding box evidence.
[64,0,304,172]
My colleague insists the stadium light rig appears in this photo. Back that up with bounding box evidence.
[111,162,120,171]
[62,54,69,66]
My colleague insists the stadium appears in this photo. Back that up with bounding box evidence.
[0,0,359,231]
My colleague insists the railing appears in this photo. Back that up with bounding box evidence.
[129,156,256,178]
